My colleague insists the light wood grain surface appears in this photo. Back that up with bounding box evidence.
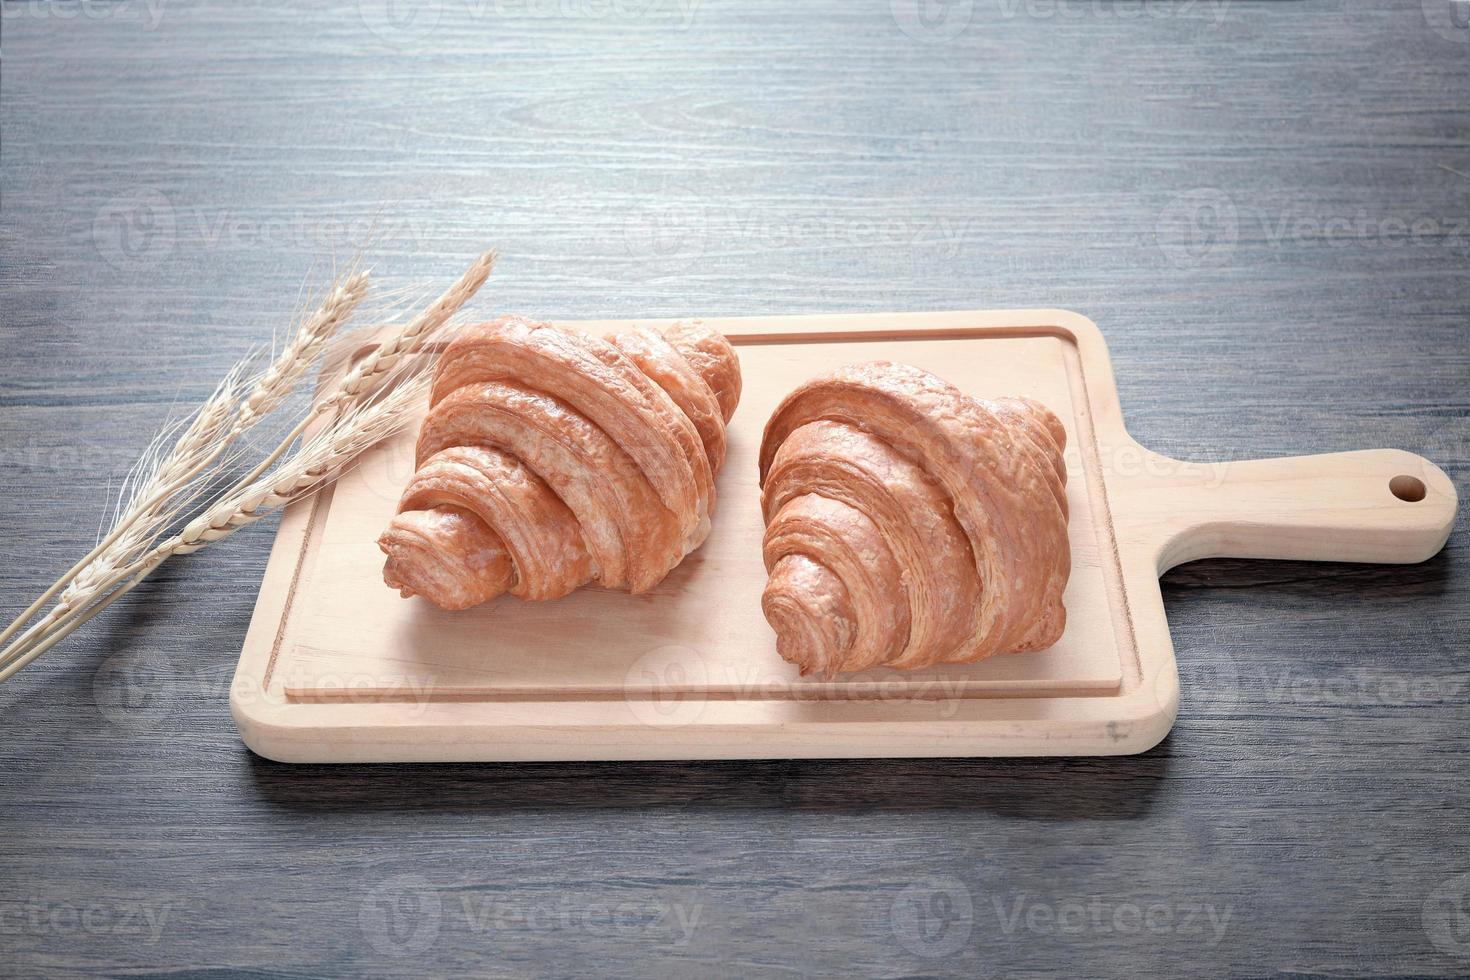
[1,0,1467,975]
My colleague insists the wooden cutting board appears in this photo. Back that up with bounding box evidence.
[231,310,1457,762]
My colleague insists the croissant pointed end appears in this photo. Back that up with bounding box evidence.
[378,532,421,601]
[762,555,856,678]
[1006,596,1067,654]
[379,508,514,612]
[663,321,741,423]
[1008,395,1067,454]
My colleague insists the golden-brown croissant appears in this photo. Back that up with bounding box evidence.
[758,361,1070,676]
[380,316,741,610]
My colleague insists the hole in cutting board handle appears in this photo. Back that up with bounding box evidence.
[1390,475,1428,502]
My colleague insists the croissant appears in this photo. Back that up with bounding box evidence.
[379,316,741,610]
[757,361,1070,676]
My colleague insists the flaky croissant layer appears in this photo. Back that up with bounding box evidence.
[758,361,1071,676]
[380,317,740,610]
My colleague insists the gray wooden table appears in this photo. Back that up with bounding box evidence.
[2,1,1467,976]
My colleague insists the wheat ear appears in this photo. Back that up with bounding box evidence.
[236,270,372,428]
[0,372,432,684]
[227,250,495,495]
[0,369,248,656]
[0,251,494,683]
[0,271,370,654]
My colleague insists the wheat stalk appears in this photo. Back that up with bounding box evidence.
[0,270,370,654]
[58,363,250,607]
[226,250,495,495]
[177,371,432,553]
[329,250,494,407]
[237,270,372,428]
[0,252,493,684]
[0,373,433,684]
[0,371,433,684]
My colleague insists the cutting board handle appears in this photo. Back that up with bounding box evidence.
[1126,447,1458,572]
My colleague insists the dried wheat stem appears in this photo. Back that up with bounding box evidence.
[0,252,491,683]
[0,370,432,679]
[0,557,165,685]
[327,251,494,409]
[56,362,251,596]
[0,369,244,651]
[3,561,144,671]
[173,371,431,554]
[111,269,370,526]
[0,272,371,656]
[235,271,371,429]
[227,250,496,496]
